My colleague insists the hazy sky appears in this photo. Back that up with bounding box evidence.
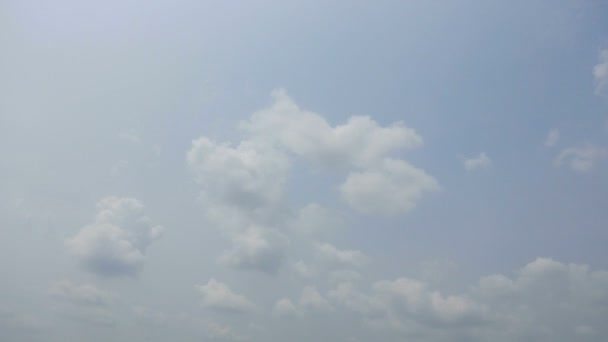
[2,1,608,341]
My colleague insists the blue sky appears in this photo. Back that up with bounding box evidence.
[1,1,608,341]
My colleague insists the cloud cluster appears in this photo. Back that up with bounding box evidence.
[240,89,438,215]
[241,89,422,170]
[324,258,608,341]
[65,197,163,277]
[186,89,439,279]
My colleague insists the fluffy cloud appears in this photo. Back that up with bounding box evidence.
[594,49,608,95]
[544,128,560,147]
[340,158,439,215]
[65,197,163,277]
[187,89,438,278]
[187,137,289,212]
[463,152,492,171]
[197,279,256,314]
[241,89,422,170]
[555,144,608,172]
[220,226,289,275]
[326,258,608,341]
[315,242,369,269]
[238,89,438,215]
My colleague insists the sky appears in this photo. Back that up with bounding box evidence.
[1,1,608,341]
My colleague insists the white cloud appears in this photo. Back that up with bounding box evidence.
[197,279,256,314]
[327,258,608,341]
[340,158,439,215]
[464,152,492,171]
[315,242,369,268]
[241,89,422,170]
[220,226,289,275]
[65,197,163,277]
[372,277,484,329]
[544,128,560,147]
[555,144,608,172]
[238,89,438,215]
[187,137,289,212]
[49,281,113,307]
[594,49,608,95]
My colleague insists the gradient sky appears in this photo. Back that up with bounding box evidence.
[2,1,608,341]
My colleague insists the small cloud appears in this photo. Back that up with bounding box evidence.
[544,128,560,147]
[220,226,288,275]
[197,279,256,314]
[65,197,163,277]
[463,153,491,171]
[594,49,608,95]
[315,242,369,269]
[554,144,608,172]
[340,158,439,216]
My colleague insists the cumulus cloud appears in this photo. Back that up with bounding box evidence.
[238,89,438,215]
[372,277,484,328]
[197,279,256,314]
[555,144,608,172]
[594,49,608,95]
[187,89,438,278]
[187,137,289,212]
[65,197,163,277]
[340,158,439,215]
[464,152,492,171]
[315,242,369,268]
[326,258,608,341]
[241,89,422,170]
[220,226,289,274]
[544,128,560,147]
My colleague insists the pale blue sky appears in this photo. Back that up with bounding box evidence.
[2,1,608,341]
